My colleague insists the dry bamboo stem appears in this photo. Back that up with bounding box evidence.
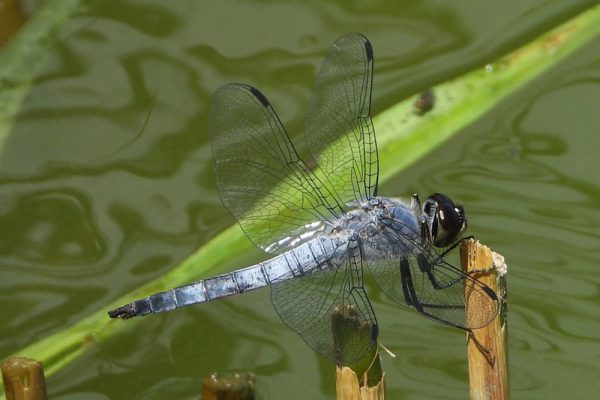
[460,239,509,400]
[335,365,385,400]
[333,305,385,399]
[0,0,27,45]
[201,372,255,400]
[1,357,48,400]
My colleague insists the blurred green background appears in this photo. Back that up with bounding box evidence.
[1,1,599,399]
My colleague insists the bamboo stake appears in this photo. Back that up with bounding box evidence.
[201,372,255,400]
[333,305,385,399]
[460,239,509,400]
[0,0,27,45]
[335,366,385,400]
[1,357,47,400]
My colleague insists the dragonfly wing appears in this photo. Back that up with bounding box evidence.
[270,238,378,365]
[305,32,378,206]
[211,84,342,254]
[363,220,499,329]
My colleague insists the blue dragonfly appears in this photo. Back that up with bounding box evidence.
[109,33,499,365]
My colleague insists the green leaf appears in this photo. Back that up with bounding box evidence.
[1,4,599,394]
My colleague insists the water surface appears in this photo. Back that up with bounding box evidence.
[1,1,599,399]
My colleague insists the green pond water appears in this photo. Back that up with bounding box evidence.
[1,1,599,399]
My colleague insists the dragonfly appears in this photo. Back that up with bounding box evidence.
[109,32,499,365]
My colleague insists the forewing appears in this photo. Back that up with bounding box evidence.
[270,242,377,365]
[364,221,498,329]
[211,84,341,253]
[305,32,378,207]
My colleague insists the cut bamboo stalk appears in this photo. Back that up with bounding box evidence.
[335,366,385,400]
[460,239,509,400]
[333,305,385,399]
[0,0,27,45]
[201,372,255,400]
[1,357,48,400]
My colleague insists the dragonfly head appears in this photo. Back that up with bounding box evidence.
[423,193,467,247]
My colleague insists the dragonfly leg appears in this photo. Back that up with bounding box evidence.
[416,253,466,290]
[399,256,466,327]
[466,264,497,275]
[467,329,495,365]
[399,257,421,311]
[445,236,496,275]
[437,235,472,259]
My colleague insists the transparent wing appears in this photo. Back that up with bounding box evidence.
[305,32,378,207]
[363,219,499,329]
[211,84,343,254]
[271,239,378,365]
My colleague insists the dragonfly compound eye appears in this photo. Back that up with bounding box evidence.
[425,193,467,247]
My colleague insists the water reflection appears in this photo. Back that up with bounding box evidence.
[0,188,105,265]
[1,1,599,399]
